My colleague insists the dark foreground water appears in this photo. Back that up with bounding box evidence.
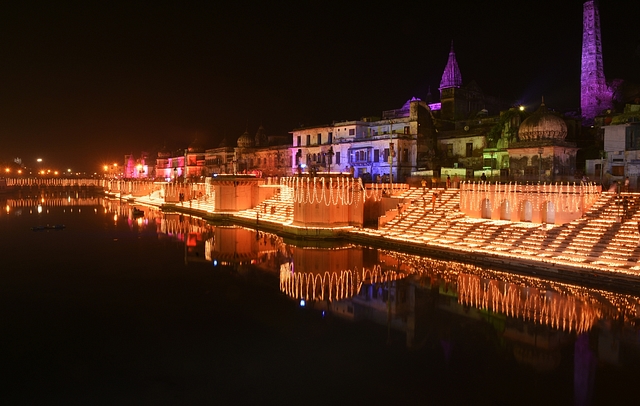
[1,192,639,405]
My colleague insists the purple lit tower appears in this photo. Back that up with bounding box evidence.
[440,41,462,90]
[580,0,612,123]
[439,41,463,120]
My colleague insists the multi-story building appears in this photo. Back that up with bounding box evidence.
[232,126,292,178]
[155,150,185,181]
[592,104,640,188]
[290,98,436,182]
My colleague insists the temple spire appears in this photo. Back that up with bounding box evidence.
[439,40,462,90]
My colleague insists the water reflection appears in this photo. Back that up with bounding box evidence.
[1,191,103,216]
[100,203,640,390]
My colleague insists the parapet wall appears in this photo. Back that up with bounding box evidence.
[459,182,601,224]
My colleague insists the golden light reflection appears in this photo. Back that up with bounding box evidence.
[280,263,405,302]
[382,251,640,329]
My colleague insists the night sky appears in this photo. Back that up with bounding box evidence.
[1,1,638,172]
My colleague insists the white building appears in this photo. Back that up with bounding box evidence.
[595,120,640,189]
[290,98,436,182]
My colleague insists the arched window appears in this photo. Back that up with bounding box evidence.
[542,201,556,224]
[520,200,533,222]
[500,200,511,220]
[481,198,492,219]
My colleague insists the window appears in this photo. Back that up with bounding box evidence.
[328,132,333,144]
[374,149,380,163]
[306,134,311,145]
[404,126,410,134]
[402,148,409,163]
[335,152,341,165]
[466,143,473,158]
[625,125,640,150]
[348,129,355,136]
[447,144,453,157]
[317,134,322,145]
[297,135,301,147]
[384,148,390,162]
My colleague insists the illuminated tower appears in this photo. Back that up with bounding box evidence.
[439,41,463,120]
[580,0,612,122]
[440,41,462,90]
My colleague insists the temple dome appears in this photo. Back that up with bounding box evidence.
[237,130,254,148]
[518,103,567,141]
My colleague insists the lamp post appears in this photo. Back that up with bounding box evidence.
[538,147,544,183]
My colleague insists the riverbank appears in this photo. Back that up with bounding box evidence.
[129,188,640,295]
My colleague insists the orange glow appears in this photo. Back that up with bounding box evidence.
[5,168,9,173]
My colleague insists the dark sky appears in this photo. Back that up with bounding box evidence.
[1,1,638,172]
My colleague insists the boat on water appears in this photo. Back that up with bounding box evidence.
[31,224,66,231]
[132,208,145,217]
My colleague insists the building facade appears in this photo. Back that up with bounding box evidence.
[290,99,435,182]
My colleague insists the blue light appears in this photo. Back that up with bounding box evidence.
[300,299,306,307]
[213,260,218,266]
[322,311,325,317]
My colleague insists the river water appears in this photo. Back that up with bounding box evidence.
[1,191,639,405]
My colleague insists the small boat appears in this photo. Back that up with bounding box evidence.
[31,224,66,231]
[132,208,145,217]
